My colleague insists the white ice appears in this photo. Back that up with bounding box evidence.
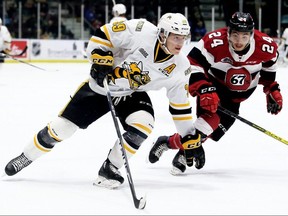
[0,62,288,215]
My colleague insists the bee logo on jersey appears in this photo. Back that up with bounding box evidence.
[109,61,151,90]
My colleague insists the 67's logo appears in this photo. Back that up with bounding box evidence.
[226,67,251,91]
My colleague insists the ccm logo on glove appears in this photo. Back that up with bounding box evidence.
[90,49,114,87]
[200,86,216,94]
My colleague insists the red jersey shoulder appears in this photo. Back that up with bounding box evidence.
[253,30,278,60]
[202,27,229,53]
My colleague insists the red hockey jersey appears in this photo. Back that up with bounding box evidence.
[188,27,279,102]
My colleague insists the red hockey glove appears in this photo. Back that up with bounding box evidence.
[189,80,220,113]
[90,49,114,87]
[264,82,283,115]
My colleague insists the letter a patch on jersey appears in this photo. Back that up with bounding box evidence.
[159,64,176,77]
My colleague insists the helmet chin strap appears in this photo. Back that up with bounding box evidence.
[158,35,171,54]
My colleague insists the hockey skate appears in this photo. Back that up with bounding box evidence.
[94,159,124,189]
[170,150,187,175]
[148,136,169,163]
[5,153,32,176]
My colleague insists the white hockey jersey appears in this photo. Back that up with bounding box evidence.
[0,25,12,52]
[86,19,195,137]
[109,16,127,24]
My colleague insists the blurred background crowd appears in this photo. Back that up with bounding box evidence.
[0,0,287,41]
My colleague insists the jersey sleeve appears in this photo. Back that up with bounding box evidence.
[187,28,228,72]
[254,30,279,85]
[166,62,196,137]
[187,38,213,88]
[86,19,147,63]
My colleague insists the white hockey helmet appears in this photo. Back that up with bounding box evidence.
[157,13,190,38]
[112,4,126,17]
[157,13,190,54]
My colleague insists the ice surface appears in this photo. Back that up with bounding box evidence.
[0,62,288,215]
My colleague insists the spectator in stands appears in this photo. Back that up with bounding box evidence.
[84,5,97,27]
[191,19,207,41]
[189,7,207,41]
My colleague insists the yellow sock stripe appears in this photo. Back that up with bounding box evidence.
[47,123,62,142]
[169,101,191,108]
[33,135,51,153]
[131,123,152,134]
[123,143,136,154]
[172,116,193,121]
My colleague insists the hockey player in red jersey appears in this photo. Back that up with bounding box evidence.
[149,12,283,175]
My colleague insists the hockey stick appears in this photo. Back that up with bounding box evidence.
[218,106,288,145]
[103,78,146,209]
[7,46,28,57]
[2,46,28,57]
[0,53,47,71]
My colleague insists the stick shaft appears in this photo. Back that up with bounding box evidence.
[218,106,288,145]
[103,78,146,209]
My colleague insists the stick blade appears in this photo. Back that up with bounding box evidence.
[134,195,147,210]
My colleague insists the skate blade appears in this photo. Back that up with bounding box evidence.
[170,166,184,176]
[1,173,7,178]
[93,176,121,189]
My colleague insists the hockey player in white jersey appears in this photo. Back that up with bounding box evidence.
[5,13,205,189]
[0,18,12,63]
[110,3,127,23]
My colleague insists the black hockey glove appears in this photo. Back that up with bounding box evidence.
[184,145,205,169]
[90,49,114,87]
[180,134,205,169]
[168,132,204,169]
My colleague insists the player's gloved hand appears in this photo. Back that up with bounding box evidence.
[183,146,205,169]
[169,132,201,150]
[90,49,114,87]
[189,80,220,113]
[180,133,205,169]
[264,81,283,115]
[151,132,204,169]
